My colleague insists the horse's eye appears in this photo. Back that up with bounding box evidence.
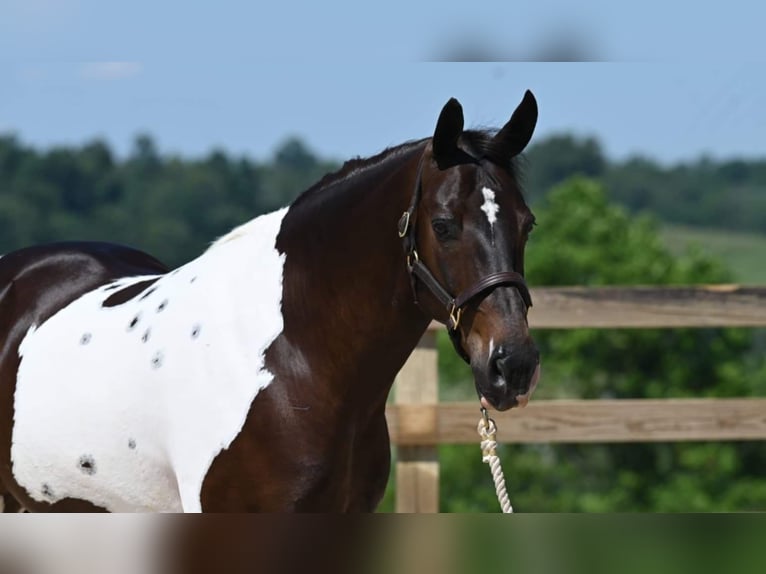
[431,218,459,241]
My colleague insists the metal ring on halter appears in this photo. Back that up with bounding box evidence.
[481,407,490,429]
[479,406,497,434]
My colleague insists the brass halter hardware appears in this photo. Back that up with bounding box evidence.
[448,303,463,331]
[397,211,410,238]
[406,249,419,270]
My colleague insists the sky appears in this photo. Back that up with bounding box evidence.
[2,1,766,166]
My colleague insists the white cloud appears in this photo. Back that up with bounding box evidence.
[79,62,143,80]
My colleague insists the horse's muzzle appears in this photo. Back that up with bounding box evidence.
[478,345,541,411]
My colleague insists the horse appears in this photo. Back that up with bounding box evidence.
[0,90,541,512]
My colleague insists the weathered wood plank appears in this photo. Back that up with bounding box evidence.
[426,285,766,330]
[393,331,439,513]
[387,398,766,445]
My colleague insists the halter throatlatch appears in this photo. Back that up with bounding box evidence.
[399,156,533,363]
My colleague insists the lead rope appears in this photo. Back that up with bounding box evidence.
[477,408,513,513]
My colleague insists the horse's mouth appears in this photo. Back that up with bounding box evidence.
[479,394,520,412]
[479,362,540,412]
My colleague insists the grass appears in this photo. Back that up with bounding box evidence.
[660,224,766,284]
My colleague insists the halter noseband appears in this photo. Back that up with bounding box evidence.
[398,156,533,363]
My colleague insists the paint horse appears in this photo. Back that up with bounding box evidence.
[0,91,541,512]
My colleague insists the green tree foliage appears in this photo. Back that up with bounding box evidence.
[0,134,337,267]
[438,178,766,512]
[523,134,607,203]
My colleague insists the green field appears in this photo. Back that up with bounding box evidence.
[661,224,766,284]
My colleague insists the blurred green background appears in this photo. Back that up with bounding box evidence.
[1,131,764,512]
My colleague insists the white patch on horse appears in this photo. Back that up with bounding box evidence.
[12,207,289,512]
[480,187,500,237]
[488,337,495,363]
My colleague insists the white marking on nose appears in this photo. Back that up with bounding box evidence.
[488,337,495,362]
[480,187,499,236]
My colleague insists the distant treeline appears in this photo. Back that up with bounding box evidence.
[0,134,337,267]
[523,134,766,233]
[1,132,764,267]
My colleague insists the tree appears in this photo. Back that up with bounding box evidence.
[257,137,338,214]
[523,134,607,202]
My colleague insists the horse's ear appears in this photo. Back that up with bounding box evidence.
[432,98,464,165]
[493,90,538,157]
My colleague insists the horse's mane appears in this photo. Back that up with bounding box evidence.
[291,128,522,209]
[289,138,427,209]
[211,129,524,249]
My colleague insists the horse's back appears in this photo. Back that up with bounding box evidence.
[0,241,171,512]
[0,240,168,281]
[0,241,170,361]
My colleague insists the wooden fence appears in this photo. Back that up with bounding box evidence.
[388,284,766,512]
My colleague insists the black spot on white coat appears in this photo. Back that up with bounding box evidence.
[78,455,97,475]
[127,314,141,331]
[102,277,162,307]
[138,286,159,301]
[41,483,55,499]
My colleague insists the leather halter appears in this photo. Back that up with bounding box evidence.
[398,156,533,363]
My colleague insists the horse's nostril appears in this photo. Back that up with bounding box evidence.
[490,345,537,388]
[490,345,506,369]
[491,352,510,387]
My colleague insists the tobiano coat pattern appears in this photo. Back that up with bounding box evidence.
[11,209,287,511]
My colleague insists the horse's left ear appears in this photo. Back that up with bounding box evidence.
[493,90,538,157]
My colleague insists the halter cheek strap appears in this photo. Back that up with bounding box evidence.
[399,156,533,364]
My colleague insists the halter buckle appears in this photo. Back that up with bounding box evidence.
[406,249,419,270]
[448,302,463,331]
[398,211,411,238]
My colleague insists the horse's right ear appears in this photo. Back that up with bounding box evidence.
[432,98,464,166]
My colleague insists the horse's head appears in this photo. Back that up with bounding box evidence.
[401,91,540,411]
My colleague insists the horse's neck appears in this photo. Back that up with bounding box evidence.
[277,150,430,411]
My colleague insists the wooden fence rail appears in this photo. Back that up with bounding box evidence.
[387,398,766,445]
[391,284,766,513]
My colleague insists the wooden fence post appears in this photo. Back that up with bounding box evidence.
[394,330,439,513]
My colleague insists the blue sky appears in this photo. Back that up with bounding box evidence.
[2,1,765,165]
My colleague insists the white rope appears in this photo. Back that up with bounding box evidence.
[478,416,513,513]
